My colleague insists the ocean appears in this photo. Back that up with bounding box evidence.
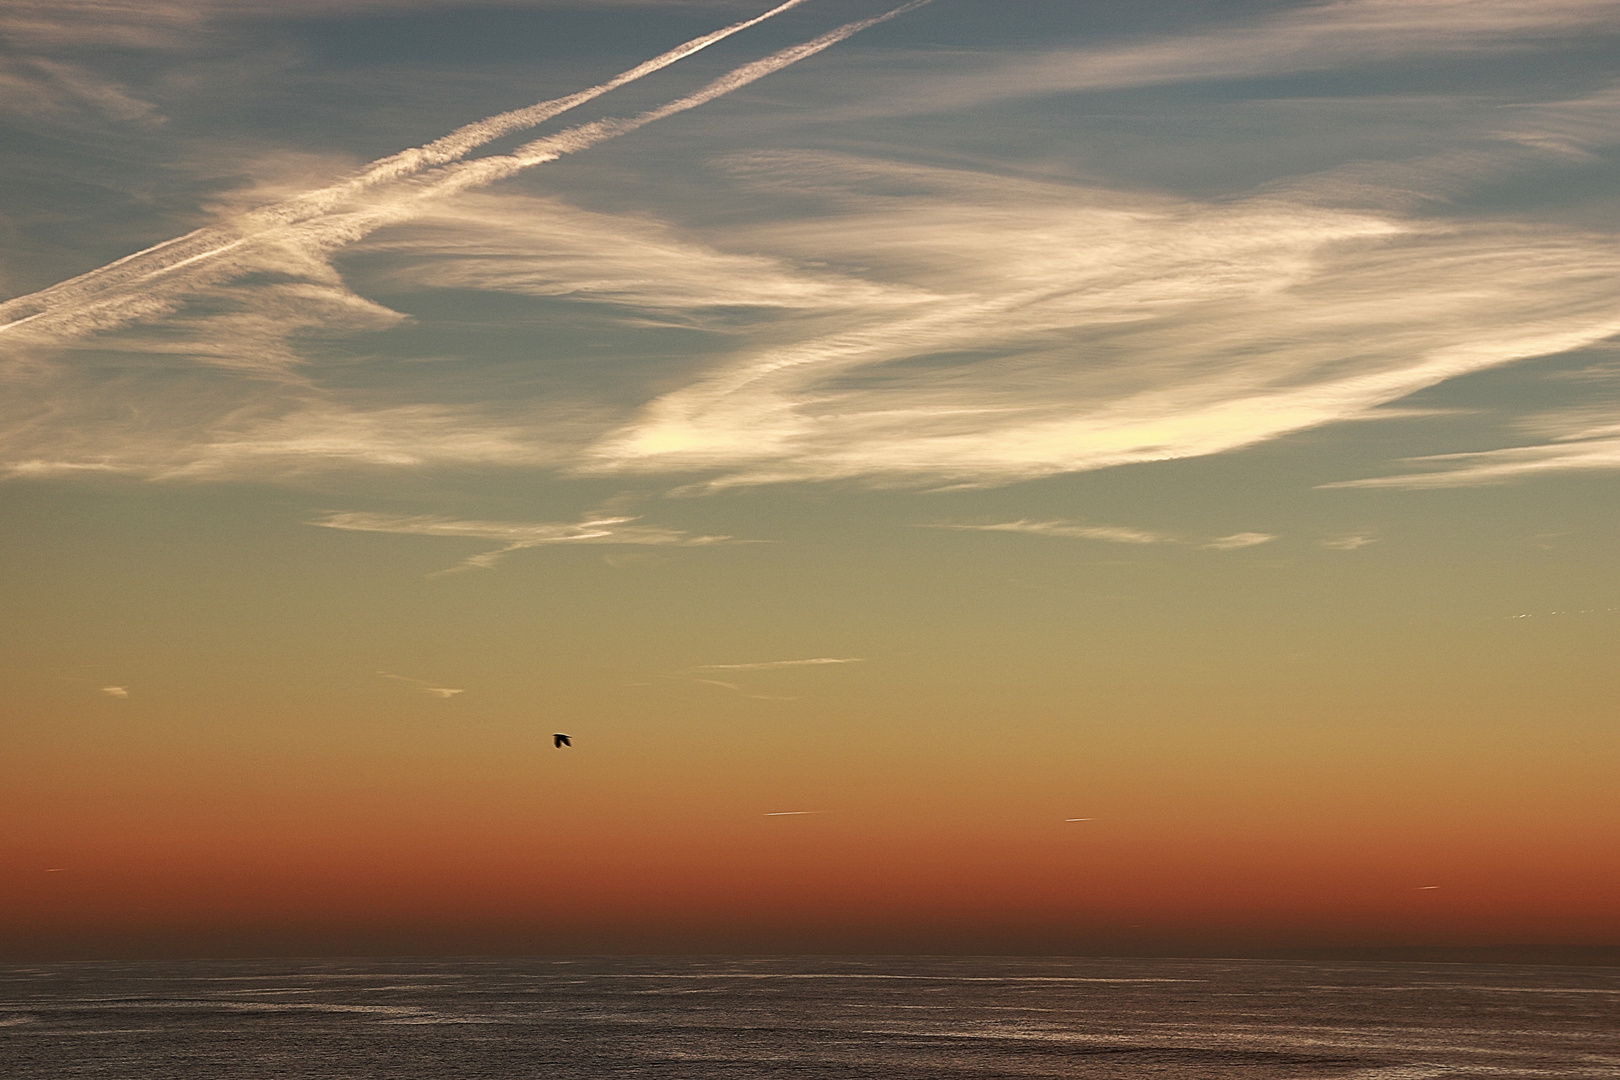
[2,956,1617,1078]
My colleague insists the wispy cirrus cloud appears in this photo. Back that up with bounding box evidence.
[0,2,940,483]
[692,657,864,670]
[0,0,781,50]
[585,153,1619,489]
[366,192,926,322]
[931,521,1170,545]
[0,56,161,124]
[313,511,737,571]
[1327,439,1620,488]
[0,1,208,49]
[10,138,1614,487]
[823,0,1620,119]
[1320,400,1620,488]
[667,656,863,700]
[930,520,1275,550]
[380,672,463,698]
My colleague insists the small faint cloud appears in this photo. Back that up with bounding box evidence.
[1321,533,1376,550]
[678,675,742,692]
[100,686,129,698]
[1204,532,1277,550]
[380,672,464,698]
[692,657,864,671]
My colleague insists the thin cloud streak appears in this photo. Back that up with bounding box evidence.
[661,673,798,700]
[931,520,1275,550]
[693,657,864,670]
[367,193,927,319]
[933,521,1170,545]
[314,511,737,572]
[1324,405,1620,488]
[380,672,464,698]
[1324,437,1620,488]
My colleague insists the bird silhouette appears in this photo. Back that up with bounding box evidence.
[553,733,571,748]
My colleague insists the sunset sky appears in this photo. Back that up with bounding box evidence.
[2,0,1618,960]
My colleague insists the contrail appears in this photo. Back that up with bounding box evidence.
[0,0,839,342]
[274,0,938,239]
[323,0,816,195]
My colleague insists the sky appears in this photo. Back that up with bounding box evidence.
[2,0,1618,960]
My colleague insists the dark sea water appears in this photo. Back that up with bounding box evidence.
[2,956,1617,1078]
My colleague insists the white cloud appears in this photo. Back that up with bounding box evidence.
[380,672,463,698]
[1203,532,1278,550]
[585,155,1620,488]
[101,685,129,698]
[1321,533,1377,549]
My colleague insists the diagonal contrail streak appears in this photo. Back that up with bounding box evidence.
[0,0,839,342]
[0,0,932,349]
[375,0,936,209]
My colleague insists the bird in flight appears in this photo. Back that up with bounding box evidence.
[553,733,572,748]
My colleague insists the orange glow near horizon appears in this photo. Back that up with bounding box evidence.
[6,641,1617,959]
